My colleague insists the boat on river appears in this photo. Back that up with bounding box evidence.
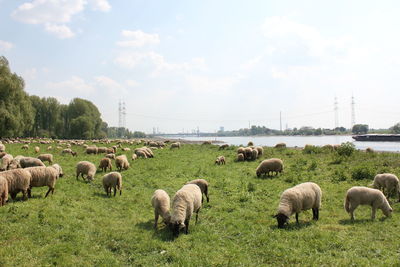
[352,134,400,142]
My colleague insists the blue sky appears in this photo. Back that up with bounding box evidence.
[1,0,400,133]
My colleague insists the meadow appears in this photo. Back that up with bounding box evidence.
[1,141,400,266]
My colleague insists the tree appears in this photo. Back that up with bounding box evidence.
[390,123,400,134]
[352,124,369,134]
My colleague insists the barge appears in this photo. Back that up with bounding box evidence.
[352,134,400,142]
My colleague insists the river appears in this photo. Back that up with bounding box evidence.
[171,135,400,152]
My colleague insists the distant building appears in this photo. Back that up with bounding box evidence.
[219,126,224,132]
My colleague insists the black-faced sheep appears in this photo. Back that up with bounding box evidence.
[151,189,171,229]
[256,158,283,177]
[102,172,122,196]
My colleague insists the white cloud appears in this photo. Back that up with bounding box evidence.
[186,74,244,94]
[44,23,74,39]
[0,40,13,51]
[116,30,160,47]
[47,76,95,95]
[126,79,139,87]
[88,0,111,12]
[95,75,128,96]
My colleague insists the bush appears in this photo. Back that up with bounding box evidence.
[337,142,356,157]
[331,169,348,182]
[303,145,322,154]
[351,164,375,180]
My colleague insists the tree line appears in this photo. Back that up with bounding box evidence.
[0,56,144,139]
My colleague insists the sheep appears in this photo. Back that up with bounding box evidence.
[122,147,131,151]
[21,144,29,150]
[141,147,154,158]
[186,179,209,203]
[0,152,6,159]
[76,161,96,181]
[0,169,31,200]
[372,173,400,201]
[247,141,254,146]
[344,186,392,220]
[99,158,112,172]
[0,176,8,206]
[151,189,171,228]
[202,141,212,145]
[274,182,322,228]
[251,148,259,160]
[131,154,137,161]
[256,158,284,177]
[275,143,286,149]
[237,147,245,155]
[102,172,122,197]
[115,155,129,171]
[243,147,253,160]
[47,146,52,151]
[237,153,245,162]
[135,150,147,158]
[37,154,53,164]
[105,153,116,160]
[219,144,229,150]
[255,146,264,156]
[61,148,72,154]
[366,147,374,153]
[25,164,63,198]
[8,155,23,170]
[0,154,13,171]
[170,142,181,149]
[97,147,107,153]
[34,146,40,153]
[215,156,226,165]
[170,184,202,237]
[19,157,46,168]
[86,146,98,154]
[0,143,5,152]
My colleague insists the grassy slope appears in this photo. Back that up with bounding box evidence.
[1,143,400,266]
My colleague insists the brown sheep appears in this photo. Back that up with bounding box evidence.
[99,158,112,172]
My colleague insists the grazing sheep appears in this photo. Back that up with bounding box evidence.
[97,147,107,153]
[8,155,23,170]
[151,189,171,228]
[247,141,254,146]
[21,144,29,150]
[0,143,5,152]
[106,147,114,154]
[0,152,6,159]
[186,179,209,203]
[274,182,322,228]
[102,172,122,196]
[372,173,400,201]
[345,186,392,220]
[47,146,52,151]
[170,184,202,237]
[34,146,40,153]
[0,169,31,200]
[0,154,13,171]
[219,144,229,150]
[131,154,137,161]
[141,147,154,158]
[237,147,245,155]
[61,148,72,155]
[105,153,116,160]
[122,147,131,151]
[275,143,286,149]
[215,156,226,165]
[115,155,129,171]
[243,147,253,160]
[99,158,112,172]
[86,146,98,154]
[236,153,245,162]
[366,147,374,153]
[255,146,264,156]
[135,150,147,158]
[37,154,53,164]
[170,142,181,149]
[202,141,212,145]
[25,164,63,198]
[256,158,284,177]
[0,176,8,206]
[251,148,259,160]
[76,161,96,181]
[19,157,45,168]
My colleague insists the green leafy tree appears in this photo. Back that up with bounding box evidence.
[352,124,369,134]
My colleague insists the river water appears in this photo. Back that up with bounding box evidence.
[174,135,400,152]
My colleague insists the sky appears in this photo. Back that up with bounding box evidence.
[1,0,400,134]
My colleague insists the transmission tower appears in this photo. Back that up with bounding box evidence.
[122,101,126,128]
[118,100,122,128]
[351,95,355,129]
[334,97,339,129]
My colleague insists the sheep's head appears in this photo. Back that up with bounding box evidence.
[256,170,261,177]
[170,221,185,237]
[274,213,289,228]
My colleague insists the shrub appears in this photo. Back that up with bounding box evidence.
[351,164,375,180]
[337,142,356,157]
[303,145,322,154]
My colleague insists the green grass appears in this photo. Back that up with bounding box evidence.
[1,142,400,266]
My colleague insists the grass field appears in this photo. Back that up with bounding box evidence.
[1,142,400,266]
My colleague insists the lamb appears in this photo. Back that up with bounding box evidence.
[0,154,13,171]
[0,143,5,152]
[99,157,112,172]
[34,146,40,153]
[102,172,122,196]
[105,153,116,160]
[219,144,229,150]
[344,186,392,220]
[25,164,64,198]
[151,189,171,228]
[131,154,137,161]
[274,182,322,228]
[21,144,29,150]
[236,153,245,162]
[372,173,400,201]
[76,161,96,181]
[256,158,284,177]
[115,155,129,171]
[19,157,45,168]
[215,156,226,165]
[170,142,181,149]
[186,179,209,203]
[0,169,31,200]
[86,146,98,154]
[37,154,53,164]
[0,176,8,206]
[170,184,202,237]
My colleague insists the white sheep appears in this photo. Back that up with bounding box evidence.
[99,157,112,172]
[102,172,122,196]
[151,189,171,229]
[170,142,181,149]
[0,169,31,200]
[25,164,63,198]
[37,153,53,164]
[186,179,209,203]
[86,146,98,154]
[115,155,129,171]
[170,184,202,237]
[215,156,226,165]
[345,186,392,220]
[274,182,322,228]
[0,143,5,152]
[236,153,245,162]
[0,154,13,171]
[0,176,8,206]
[131,154,138,161]
[19,157,46,168]
[34,146,40,153]
[372,173,400,201]
[255,146,264,156]
[256,158,284,177]
[251,148,259,160]
[76,161,96,181]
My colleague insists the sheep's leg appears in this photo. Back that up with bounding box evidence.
[195,208,200,224]
[76,172,79,180]
[45,187,53,198]
[113,186,117,197]
[312,208,319,220]
[371,207,376,220]
[154,211,159,229]
[22,190,28,201]
[295,213,299,224]
[184,218,190,234]
[205,186,209,203]
[27,187,32,198]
